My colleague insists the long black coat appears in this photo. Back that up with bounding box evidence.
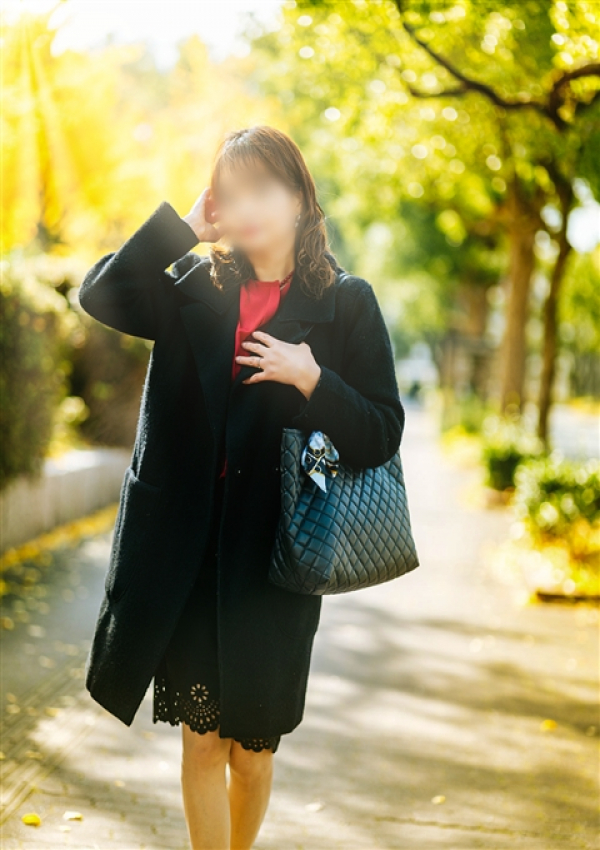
[78,201,405,739]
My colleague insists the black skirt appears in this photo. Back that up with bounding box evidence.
[152,472,281,754]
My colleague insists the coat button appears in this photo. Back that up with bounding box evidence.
[235,467,241,475]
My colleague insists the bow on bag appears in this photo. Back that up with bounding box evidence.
[300,430,340,492]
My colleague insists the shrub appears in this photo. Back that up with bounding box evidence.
[0,257,79,489]
[440,390,496,435]
[70,318,152,447]
[509,454,600,596]
[481,415,545,491]
[514,454,600,551]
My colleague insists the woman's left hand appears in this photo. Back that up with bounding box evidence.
[236,330,322,400]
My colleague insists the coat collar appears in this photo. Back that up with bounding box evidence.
[173,253,340,325]
[175,253,344,436]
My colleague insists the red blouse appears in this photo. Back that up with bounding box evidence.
[219,269,294,479]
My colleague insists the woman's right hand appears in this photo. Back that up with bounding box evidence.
[182,188,222,242]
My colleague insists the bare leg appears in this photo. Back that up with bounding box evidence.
[228,741,274,850]
[181,723,232,849]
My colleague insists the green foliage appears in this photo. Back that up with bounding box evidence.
[441,390,497,434]
[512,454,600,592]
[559,244,600,396]
[0,257,79,489]
[481,414,545,490]
[560,245,600,356]
[514,454,600,539]
[256,0,600,232]
[250,0,600,403]
[71,317,152,448]
[47,395,91,458]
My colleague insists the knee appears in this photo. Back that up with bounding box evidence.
[181,725,230,771]
[229,741,274,784]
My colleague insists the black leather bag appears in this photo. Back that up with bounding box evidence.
[268,428,420,595]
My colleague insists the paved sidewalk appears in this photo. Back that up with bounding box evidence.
[1,405,598,849]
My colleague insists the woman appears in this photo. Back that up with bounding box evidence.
[79,125,405,849]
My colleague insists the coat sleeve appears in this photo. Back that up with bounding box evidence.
[78,201,200,340]
[290,277,405,471]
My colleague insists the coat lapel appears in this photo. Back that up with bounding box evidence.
[175,260,338,442]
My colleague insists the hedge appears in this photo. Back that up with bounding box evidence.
[0,256,78,489]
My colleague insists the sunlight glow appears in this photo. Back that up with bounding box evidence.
[1,0,284,66]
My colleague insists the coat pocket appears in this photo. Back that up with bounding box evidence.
[105,466,163,603]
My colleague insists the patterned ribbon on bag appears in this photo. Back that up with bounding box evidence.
[300,430,340,492]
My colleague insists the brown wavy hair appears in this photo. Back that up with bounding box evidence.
[208,125,337,298]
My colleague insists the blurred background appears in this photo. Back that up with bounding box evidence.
[0,1,599,847]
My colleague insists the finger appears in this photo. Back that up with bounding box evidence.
[243,372,267,384]
[251,330,274,345]
[235,354,264,366]
[205,188,219,222]
[195,188,209,218]
[201,187,219,223]
[241,340,267,352]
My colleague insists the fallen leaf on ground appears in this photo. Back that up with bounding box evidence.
[22,813,41,826]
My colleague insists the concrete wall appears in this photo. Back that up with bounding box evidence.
[0,448,131,554]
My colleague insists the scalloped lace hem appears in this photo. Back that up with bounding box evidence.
[152,677,280,753]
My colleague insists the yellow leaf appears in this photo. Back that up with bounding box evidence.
[540,718,557,732]
[22,813,41,826]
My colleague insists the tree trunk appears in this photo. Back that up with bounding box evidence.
[499,178,542,413]
[537,179,574,446]
[459,283,491,398]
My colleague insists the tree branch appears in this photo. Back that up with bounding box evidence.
[400,18,546,105]
[551,63,600,92]
[391,1,600,131]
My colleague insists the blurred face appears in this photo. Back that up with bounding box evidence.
[213,159,302,255]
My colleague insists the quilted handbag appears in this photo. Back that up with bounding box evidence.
[268,428,420,595]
